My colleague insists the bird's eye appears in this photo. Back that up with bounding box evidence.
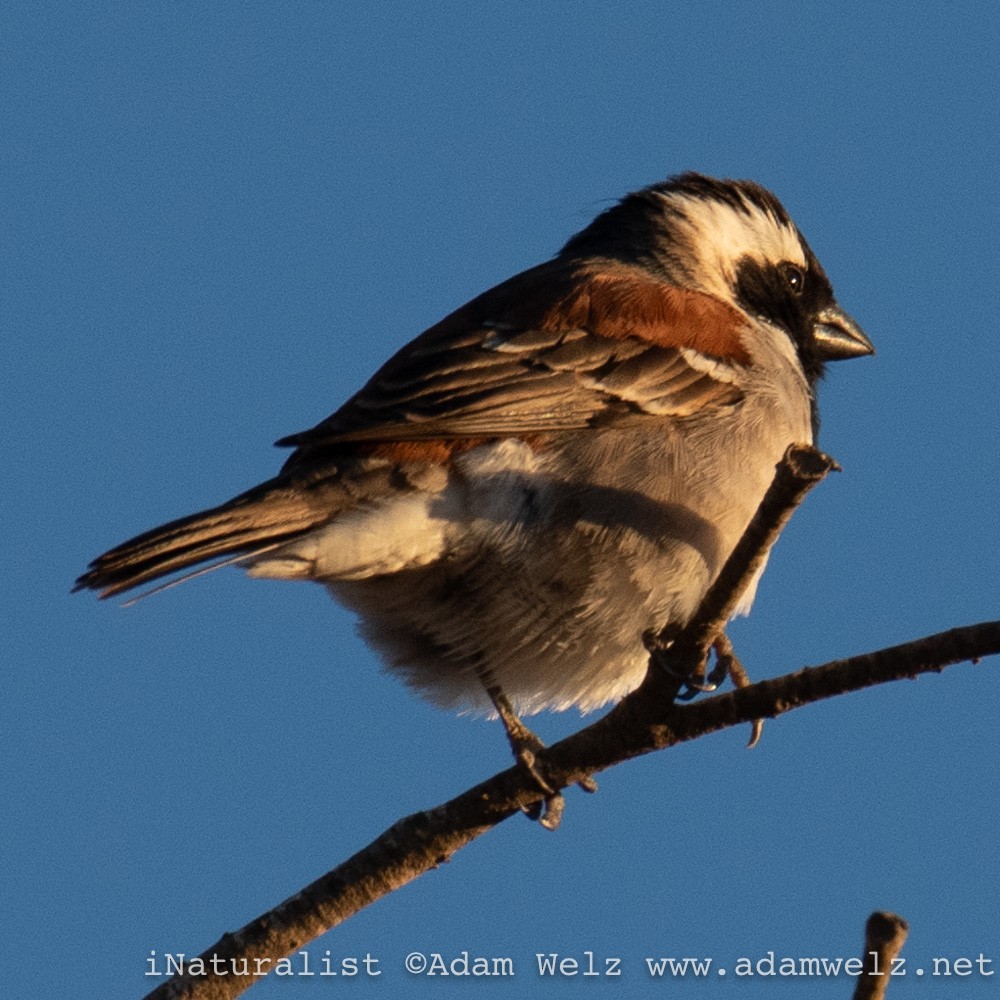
[782,264,805,295]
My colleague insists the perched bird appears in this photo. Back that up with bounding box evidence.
[76,172,872,738]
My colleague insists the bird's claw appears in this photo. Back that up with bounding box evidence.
[653,632,764,742]
[651,630,747,701]
[481,675,596,830]
[675,674,718,699]
[510,735,578,831]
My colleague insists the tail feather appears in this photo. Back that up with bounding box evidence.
[74,477,336,599]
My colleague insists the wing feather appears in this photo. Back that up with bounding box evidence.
[280,259,750,466]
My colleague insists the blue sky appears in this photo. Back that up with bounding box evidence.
[5,2,999,998]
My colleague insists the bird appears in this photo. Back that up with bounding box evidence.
[76,172,872,794]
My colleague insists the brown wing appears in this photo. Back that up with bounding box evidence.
[279,258,750,469]
[74,260,753,599]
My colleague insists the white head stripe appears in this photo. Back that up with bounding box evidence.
[658,191,806,301]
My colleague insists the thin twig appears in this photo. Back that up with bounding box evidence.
[852,911,909,1000]
[649,444,837,676]
[143,623,999,1000]
[140,447,999,1000]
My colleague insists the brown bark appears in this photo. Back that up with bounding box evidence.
[141,447,999,999]
[853,912,910,1000]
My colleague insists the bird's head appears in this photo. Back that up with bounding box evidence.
[560,172,874,386]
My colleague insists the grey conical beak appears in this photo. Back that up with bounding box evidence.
[813,305,874,361]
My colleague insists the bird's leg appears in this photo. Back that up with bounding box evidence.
[487,682,554,790]
[479,670,562,828]
[477,667,596,831]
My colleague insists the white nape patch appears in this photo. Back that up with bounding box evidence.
[247,493,452,583]
[663,192,805,301]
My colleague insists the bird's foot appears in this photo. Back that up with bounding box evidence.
[644,626,722,698]
[645,629,765,745]
[711,632,764,747]
[483,677,597,830]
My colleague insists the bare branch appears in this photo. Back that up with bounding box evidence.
[141,447,1000,999]
[144,623,998,1000]
[648,443,838,669]
[853,911,909,1000]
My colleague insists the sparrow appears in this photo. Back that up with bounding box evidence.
[76,172,872,772]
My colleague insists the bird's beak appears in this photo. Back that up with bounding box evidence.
[813,305,874,361]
